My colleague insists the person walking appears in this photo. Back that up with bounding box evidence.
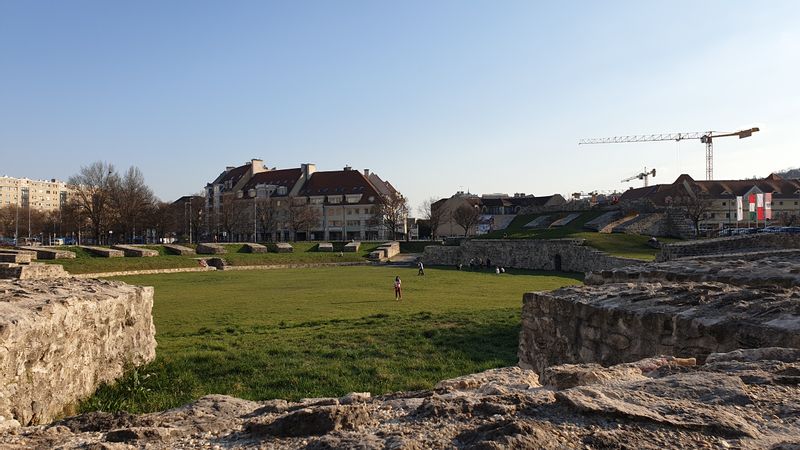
[394,276,402,300]
[418,261,425,276]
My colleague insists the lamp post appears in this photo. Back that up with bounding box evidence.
[250,188,257,243]
[108,230,113,245]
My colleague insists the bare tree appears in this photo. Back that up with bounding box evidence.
[255,197,278,241]
[110,166,156,243]
[452,204,480,237]
[674,186,712,236]
[418,197,445,240]
[217,195,246,242]
[287,198,321,240]
[67,161,119,244]
[373,191,409,240]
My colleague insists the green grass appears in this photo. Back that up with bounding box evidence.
[482,211,678,260]
[81,266,581,413]
[45,242,383,274]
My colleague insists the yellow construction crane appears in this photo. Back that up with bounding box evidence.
[579,127,759,180]
[621,167,656,187]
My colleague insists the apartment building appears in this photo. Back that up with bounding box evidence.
[0,176,71,212]
[204,160,405,241]
[619,173,800,227]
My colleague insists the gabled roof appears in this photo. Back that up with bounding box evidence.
[620,173,800,204]
[240,168,302,196]
[209,163,250,188]
[300,170,383,204]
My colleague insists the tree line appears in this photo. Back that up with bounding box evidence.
[0,161,412,244]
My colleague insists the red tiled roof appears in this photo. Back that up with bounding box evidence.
[300,170,382,204]
[209,163,250,188]
[620,174,800,204]
[241,168,301,196]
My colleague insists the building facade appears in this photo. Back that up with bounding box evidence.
[619,173,800,228]
[0,176,71,212]
[432,192,567,237]
[204,160,406,241]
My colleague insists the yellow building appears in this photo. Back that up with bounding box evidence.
[0,176,71,212]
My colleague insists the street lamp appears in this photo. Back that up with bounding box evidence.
[250,188,257,243]
[108,230,113,245]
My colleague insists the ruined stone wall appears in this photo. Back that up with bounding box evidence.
[0,278,156,426]
[520,252,800,374]
[421,239,639,272]
[656,233,800,261]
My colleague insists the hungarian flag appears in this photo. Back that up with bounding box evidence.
[736,196,743,221]
[756,193,765,220]
[748,194,756,221]
[765,193,772,220]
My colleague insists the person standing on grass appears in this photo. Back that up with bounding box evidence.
[418,261,425,276]
[394,276,402,300]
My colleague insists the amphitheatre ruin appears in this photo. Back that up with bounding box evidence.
[1,234,799,449]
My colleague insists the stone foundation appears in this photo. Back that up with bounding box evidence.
[196,243,226,254]
[18,246,75,260]
[111,245,158,257]
[80,246,124,257]
[0,278,156,426]
[242,243,268,253]
[520,251,800,373]
[422,239,639,272]
[657,233,800,261]
[0,263,69,280]
[163,244,196,255]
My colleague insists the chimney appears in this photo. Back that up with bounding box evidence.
[225,166,235,173]
[251,159,266,175]
[343,165,352,171]
[364,169,370,178]
[301,163,317,181]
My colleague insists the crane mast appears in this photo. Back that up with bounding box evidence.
[578,127,759,180]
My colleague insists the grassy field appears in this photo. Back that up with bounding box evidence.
[46,242,383,274]
[482,211,677,260]
[81,266,581,413]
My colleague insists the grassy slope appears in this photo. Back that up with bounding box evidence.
[46,242,383,274]
[82,266,581,413]
[482,211,677,260]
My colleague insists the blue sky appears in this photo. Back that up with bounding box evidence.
[1,1,798,211]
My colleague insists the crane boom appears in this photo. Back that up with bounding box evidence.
[578,127,759,180]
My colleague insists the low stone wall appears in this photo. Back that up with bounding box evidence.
[271,243,294,253]
[80,246,124,258]
[519,281,800,373]
[344,241,360,252]
[656,233,800,261]
[111,245,158,257]
[74,266,216,278]
[0,263,69,280]
[164,244,196,255]
[196,243,227,254]
[0,278,156,426]
[519,252,800,373]
[422,239,639,273]
[18,246,75,260]
[318,243,334,252]
[0,249,37,260]
[0,253,32,264]
[243,243,268,253]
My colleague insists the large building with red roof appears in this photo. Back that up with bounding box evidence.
[620,173,800,228]
[204,160,405,241]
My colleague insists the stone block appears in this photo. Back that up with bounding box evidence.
[196,243,226,255]
[343,241,360,252]
[271,243,293,253]
[243,243,268,253]
[0,278,156,425]
[80,246,124,257]
[0,263,69,280]
[318,243,334,252]
[163,244,196,255]
[111,245,158,257]
[0,252,32,264]
[18,246,75,260]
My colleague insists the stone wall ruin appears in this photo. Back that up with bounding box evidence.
[421,238,639,272]
[519,251,800,373]
[0,277,156,427]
